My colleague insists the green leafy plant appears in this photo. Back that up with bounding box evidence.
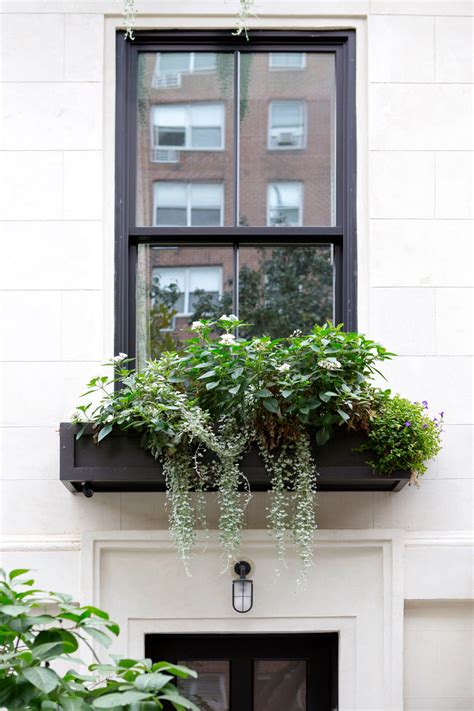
[0,568,198,710]
[74,321,443,578]
[360,395,444,482]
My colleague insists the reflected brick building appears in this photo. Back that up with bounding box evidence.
[134,51,336,360]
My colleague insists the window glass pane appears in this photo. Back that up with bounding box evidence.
[270,52,306,69]
[155,207,187,226]
[194,52,218,71]
[237,245,334,339]
[156,52,190,73]
[191,127,222,148]
[239,52,336,226]
[136,245,234,364]
[178,660,229,711]
[191,208,221,226]
[137,52,234,226]
[254,660,306,711]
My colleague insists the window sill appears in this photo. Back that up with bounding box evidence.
[59,423,410,494]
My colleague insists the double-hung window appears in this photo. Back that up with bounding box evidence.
[116,30,356,366]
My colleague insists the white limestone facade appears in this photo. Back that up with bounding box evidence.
[0,2,472,709]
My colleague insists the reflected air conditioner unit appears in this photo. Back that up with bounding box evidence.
[152,73,182,89]
[151,149,180,163]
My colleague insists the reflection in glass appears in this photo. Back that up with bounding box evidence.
[254,660,306,711]
[136,244,333,365]
[153,182,224,227]
[267,182,303,226]
[178,660,229,711]
[237,245,334,339]
[135,245,233,366]
[137,52,234,226]
[240,52,336,226]
[269,52,306,70]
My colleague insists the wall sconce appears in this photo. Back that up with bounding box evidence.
[232,561,253,613]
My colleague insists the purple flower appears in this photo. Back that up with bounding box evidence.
[422,400,428,409]
[404,421,411,427]
[439,411,444,418]
[422,424,428,429]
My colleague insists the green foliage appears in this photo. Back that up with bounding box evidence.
[191,246,333,342]
[0,569,197,710]
[360,395,444,477]
[74,321,442,577]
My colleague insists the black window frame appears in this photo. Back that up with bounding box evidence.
[115,29,357,358]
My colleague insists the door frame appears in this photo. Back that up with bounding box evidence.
[145,632,338,710]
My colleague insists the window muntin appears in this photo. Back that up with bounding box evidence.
[267,182,303,226]
[120,32,356,360]
[268,101,306,150]
[153,182,224,227]
[151,103,225,151]
[269,52,306,70]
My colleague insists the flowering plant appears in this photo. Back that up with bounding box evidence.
[74,321,442,578]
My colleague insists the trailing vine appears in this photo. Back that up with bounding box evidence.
[74,320,443,580]
[122,0,256,40]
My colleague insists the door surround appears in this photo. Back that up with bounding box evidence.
[81,529,404,711]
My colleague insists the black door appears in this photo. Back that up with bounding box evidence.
[145,633,338,711]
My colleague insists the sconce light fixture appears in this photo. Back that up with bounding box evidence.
[232,561,253,613]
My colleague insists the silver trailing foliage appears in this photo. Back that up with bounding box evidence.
[123,0,255,40]
[75,320,442,583]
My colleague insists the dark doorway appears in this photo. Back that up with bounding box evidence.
[145,632,338,711]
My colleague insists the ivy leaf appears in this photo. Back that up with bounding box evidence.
[255,389,273,398]
[262,398,280,415]
[205,381,219,390]
[22,667,60,694]
[316,428,331,446]
[1,604,30,616]
[92,691,150,708]
[135,672,173,691]
[151,662,197,679]
[83,627,112,648]
[281,389,293,399]
[231,367,244,380]
[9,568,30,580]
[97,424,113,442]
[228,384,240,395]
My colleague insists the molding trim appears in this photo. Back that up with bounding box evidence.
[0,535,80,552]
[81,529,405,711]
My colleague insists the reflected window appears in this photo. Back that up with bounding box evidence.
[268,100,305,150]
[153,265,222,319]
[267,182,303,226]
[153,182,224,227]
[153,52,217,88]
[269,52,306,70]
[151,103,225,151]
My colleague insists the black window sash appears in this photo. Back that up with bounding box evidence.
[115,30,356,359]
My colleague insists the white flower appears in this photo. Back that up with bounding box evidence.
[219,333,236,345]
[318,358,342,371]
[113,352,128,362]
[191,320,204,331]
[276,363,291,373]
[219,314,238,321]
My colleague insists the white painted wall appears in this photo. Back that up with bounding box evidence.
[0,2,472,708]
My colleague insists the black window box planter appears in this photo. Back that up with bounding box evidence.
[60,423,410,494]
